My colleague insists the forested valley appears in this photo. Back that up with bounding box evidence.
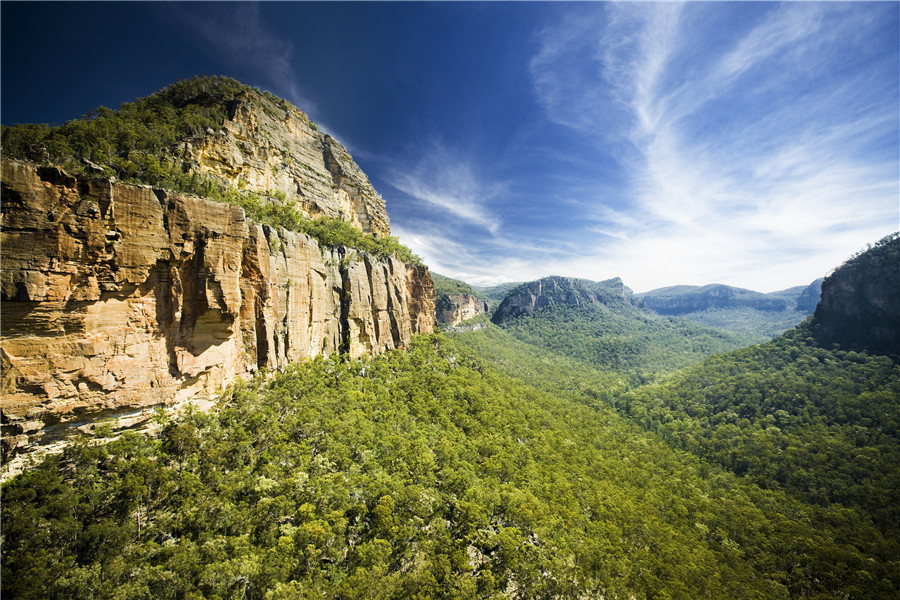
[4,332,898,600]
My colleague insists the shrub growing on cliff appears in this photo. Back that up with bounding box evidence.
[215,187,421,265]
[1,76,245,171]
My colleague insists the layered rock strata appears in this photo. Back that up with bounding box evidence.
[1,160,434,456]
[174,89,390,237]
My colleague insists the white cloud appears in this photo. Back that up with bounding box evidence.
[528,2,899,292]
[387,143,504,234]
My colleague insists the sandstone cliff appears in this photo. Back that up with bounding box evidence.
[436,294,488,327]
[174,89,391,237]
[1,159,434,457]
[794,278,824,313]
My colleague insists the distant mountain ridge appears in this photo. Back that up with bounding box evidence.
[492,275,633,323]
[635,282,812,314]
[489,275,746,376]
[634,279,823,341]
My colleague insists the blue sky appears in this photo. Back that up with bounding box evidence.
[3,2,897,292]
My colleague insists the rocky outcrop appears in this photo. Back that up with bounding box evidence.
[492,276,633,323]
[0,160,434,457]
[173,89,390,237]
[812,234,899,357]
[436,293,488,327]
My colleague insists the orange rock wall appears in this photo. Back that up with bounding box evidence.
[0,160,434,455]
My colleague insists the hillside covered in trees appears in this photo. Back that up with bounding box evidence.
[3,236,899,599]
[3,334,898,599]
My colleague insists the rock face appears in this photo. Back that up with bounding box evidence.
[173,89,390,237]
[492,276,633,323]
[636,284,789,315]
[812,234,899,357]
[0,160,434,457]
[436,293,488,327]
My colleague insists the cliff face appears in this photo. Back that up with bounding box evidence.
[812,234,899,357]
[493,276,633,323]
[436,293,488,327]
[0,160,434,456]
[174,90,390,237]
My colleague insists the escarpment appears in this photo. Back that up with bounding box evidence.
[811,233,899,357]
[436,294,488,327]
[636,284,790,315]
[1,158,434,458]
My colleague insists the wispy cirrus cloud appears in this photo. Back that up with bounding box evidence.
[528,2,898,292]
[165,2,316,114]
[386,142,504,234]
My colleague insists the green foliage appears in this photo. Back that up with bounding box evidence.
[668,306,808,344]
[635,281,824,342]
[496,303,749,379]
[2,76,247,176]
[431,273,481,299]
[3,335,897,599]
[616,325,900,536]
[211,187,421,264]
[471,281,523,307]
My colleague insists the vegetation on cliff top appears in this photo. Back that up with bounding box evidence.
[201,186,421,265]
[431,273,481,299]
[3,334,897,599]
[0,76,421,265]
[2,76,248,174]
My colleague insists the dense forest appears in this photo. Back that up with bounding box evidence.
[616,325,900,534]
[4,237,899,599]
[495,301,752,380]
[3,335,897,599]
[431,274,482,299]
[0,76,420,265]
[647,306,809,344]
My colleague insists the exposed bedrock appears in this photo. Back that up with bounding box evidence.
[1,160,434,456]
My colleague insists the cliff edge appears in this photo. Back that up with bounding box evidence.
[811,233,899,357]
